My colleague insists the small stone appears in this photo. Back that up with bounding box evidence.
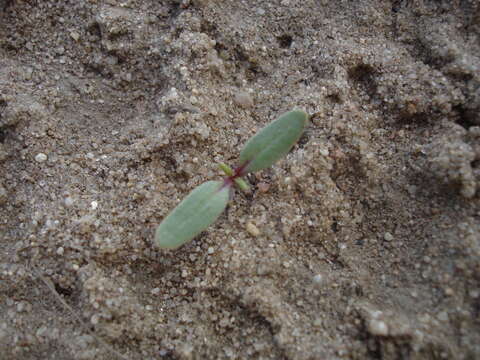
[16,301,32,313]
[234,91,254,109]
[469,289,480,299]
[0,185,7,204]
[257,182,270,193]
[36,326,48,338]
[384,232,394,241]
[23,67,33,80]
[90,314,99,325]
[35,153,48,163]
[246,222,260,237]
[64,197,74,207]
[437,311,449,322]
[313,274,325,285]
[56,247,64,255]
[367,319,389,336]
[90,201,98,210]
[0,144,7,162]
[207,247,214,254]
[256,264,269,276]
[70,31,80,41]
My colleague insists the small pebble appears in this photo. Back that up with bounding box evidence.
[70,31,80,41]
[367,319,389,336]
[36,326,48,338]
[64,197,74,207]
[234,91,254,109]
[246,222,260,237]
[384,232,394,241]
[207,247,214,254]
[257,182,270,193]
[91,201,98,210]
[35,153,48,163]
[16,301,32,313]
[469,289,479,299]
[0,185,7,204]
[437,311,449,322]
[56,247,64,255]
[313,274,325,285]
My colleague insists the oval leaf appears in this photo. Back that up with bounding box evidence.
[155,181,229,249]
[239,110,308,173]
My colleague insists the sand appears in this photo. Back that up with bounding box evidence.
[1,1,479,359]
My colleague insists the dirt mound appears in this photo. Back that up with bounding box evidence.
[1,1,479,359]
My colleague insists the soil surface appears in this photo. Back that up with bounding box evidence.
[1,1,480,359]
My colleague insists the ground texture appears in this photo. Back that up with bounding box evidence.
[1,0,480,359]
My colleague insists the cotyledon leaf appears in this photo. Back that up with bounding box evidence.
[239,110,308,174]
[155,181,230,249]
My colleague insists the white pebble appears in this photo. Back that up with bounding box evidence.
[437,311,449,322]
[64,197,74,207]
[320,148,329,156]
[207,247,214,254]
[17,301,32,313]
[36,326,48,338]
[56,247,64,255]
[90,315,99,325]
[368,319,389,336]
[384,232,394,241]
[469,289,479,299]
[91,201,98,210]
[35,153,48,162]
[313,274,325,285]
[70,31,80,41]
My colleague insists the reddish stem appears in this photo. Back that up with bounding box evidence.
[221,162,249,189]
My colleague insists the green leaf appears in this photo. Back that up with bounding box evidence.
[239,110,308,174]
[234,177,250,192]
[155,181,230,249]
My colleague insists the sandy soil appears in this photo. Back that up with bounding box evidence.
[1,0,480,359]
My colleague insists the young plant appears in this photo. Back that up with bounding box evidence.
[155,109,308,249]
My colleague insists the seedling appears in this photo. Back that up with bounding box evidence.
[155,109,308,249]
